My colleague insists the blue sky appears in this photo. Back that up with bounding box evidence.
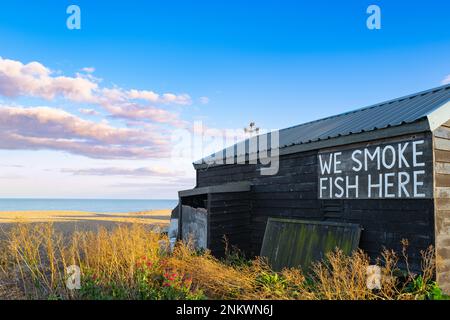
[0,0,449,199]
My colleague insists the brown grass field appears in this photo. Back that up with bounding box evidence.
[0,210,447,300]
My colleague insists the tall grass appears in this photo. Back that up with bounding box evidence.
[0,222,446,300]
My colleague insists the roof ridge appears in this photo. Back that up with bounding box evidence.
[281,83,450,133]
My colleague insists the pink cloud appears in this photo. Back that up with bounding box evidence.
[62,166,184,177]
[0,57,98,101]
[103,102,187,127]
[0,56,194,125]
[0,105,171,159]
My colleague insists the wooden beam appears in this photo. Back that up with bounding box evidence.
[179,182,251,197]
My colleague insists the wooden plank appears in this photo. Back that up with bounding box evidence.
[251,207,322,218]
[254,199,320,209]
[435,150,450,163]
[436,198,450,211]
[209,192,251,201]
[436,174,450,187]
[434,127,450,139]
[436,187,450,199]
[209,210,250,219]
[198,164,258,175]
[179,182,251,197]
[435,137,450,151]
[210,226,250,235]
[348,209,433,223]
[252,182,316,193]
[252,191,316,200]
[434,210,450,234]
[209,214,251,223]
[259,173,317,184]
[337,199,432,211]
[209,200,250,209]
[198,162,316,187]
[209,206,251,215]
[198,163,258,176]
[436,163,450,175]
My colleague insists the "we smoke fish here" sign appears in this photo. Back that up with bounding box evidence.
[318,137,433,199]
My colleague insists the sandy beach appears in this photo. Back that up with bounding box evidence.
[0,209,171,234]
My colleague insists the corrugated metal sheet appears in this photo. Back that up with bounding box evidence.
[279,84,450,148]
[196,84,450,164]
[260,218,362,271]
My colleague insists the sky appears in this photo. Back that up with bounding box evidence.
[0,0,449,199]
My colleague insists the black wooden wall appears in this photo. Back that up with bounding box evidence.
[208,191,252,257]
[196,135,435,270]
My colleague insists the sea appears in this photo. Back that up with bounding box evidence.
[0,199,178,213]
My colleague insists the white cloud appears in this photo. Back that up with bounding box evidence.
[81,67,95,73]
[78,108,100,116]
[199,96,210,104]
[128,89,192,105]
[442,75,450,85]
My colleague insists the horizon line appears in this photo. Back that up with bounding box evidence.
[0,198,178,201]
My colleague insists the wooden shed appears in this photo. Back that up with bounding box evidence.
[176,84,450,291]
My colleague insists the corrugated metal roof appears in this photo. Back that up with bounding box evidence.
[196,84,450,165]
[279,83,450,148]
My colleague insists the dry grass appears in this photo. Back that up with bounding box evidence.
[0,222,444,300]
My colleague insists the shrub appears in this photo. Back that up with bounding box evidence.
[0,222,447,300]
